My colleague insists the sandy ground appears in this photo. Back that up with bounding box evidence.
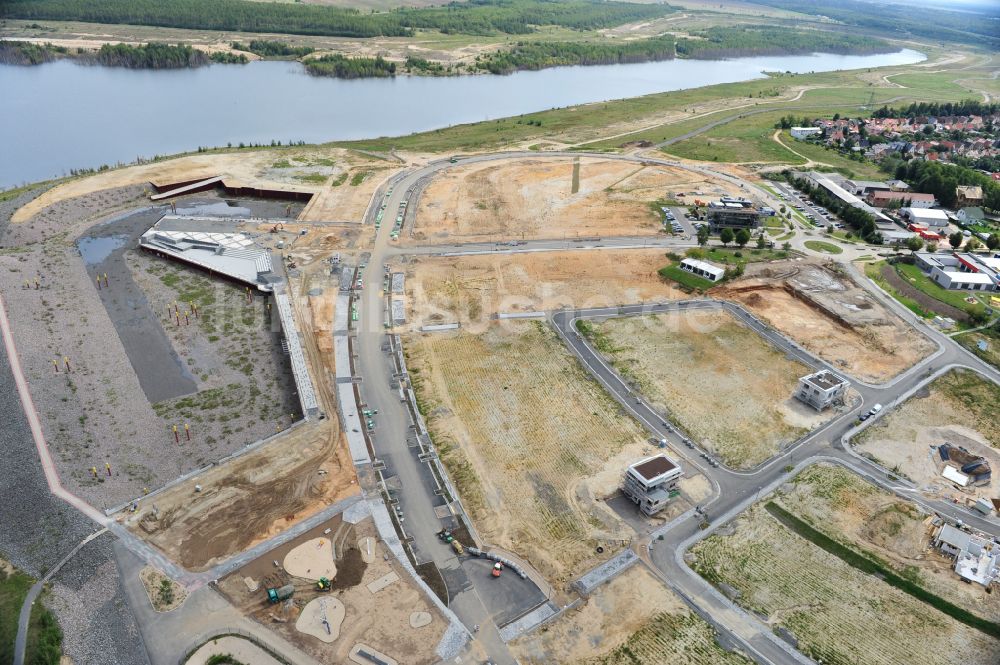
[186,635,283,665]
[591,310,833,468]
[139,566,188,612]
[11,148,393,225]
[693,502,1000,665]
[779,464,1000,623]
[409,158,745,244]
[284,538,338,581]
[218,516,446,665]
[512,564,751,664]
[715,260,935,383]
[856,369,1000,506]
[400,249,683,331]
[405,321,653,585]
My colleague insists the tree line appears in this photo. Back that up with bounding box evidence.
[92,42,209,69]
[676,26,891,59]
[747,0,1000,49]
[304,54,396,79]
[872,100,1000,119]
[0,0,674,39]
[894,160,1000,212]
[472,36,675,75]
[232,40,314,58]
[0,40,67,65]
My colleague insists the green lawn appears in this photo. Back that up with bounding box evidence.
[658,265,716,291]
[804,240,843,254]
[0,566,33,665]
[894,262,988,318]
[956,324,1000,372]
[693,247,789,264]
[864,261,932,319]
[779,133,888,180]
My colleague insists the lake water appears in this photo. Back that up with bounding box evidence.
[0,49,924,189]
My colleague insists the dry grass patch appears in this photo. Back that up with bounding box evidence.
[405,321,647,583]
[139,566,187,612]
[512,565,751,665]
[692,502,1000,665]
[780,464,1000,623]
[589,309,829,468]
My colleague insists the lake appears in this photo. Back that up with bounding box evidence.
[0,49,924,189]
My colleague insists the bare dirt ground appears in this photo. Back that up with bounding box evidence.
[715,260,935,383]
[217,516,445,665]
[778,464,1000,623]
[409,158,745,244]
[405,321,652,586]
[511,565,752,665]
[855,369,1000,506]
[11,148,393,225]
[400,249,683,331]
[692,501,1000,665]
[590,309,833,468]
[139,566,188,612]
[186,636,282,665]
[123,418,357,571]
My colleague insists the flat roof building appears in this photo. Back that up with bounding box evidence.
[622,454,683,516]
[790,127,822,139]
[902,207,949,228]
[706,201,761,230]
[915,252,1000,291]
[933,523,999,588]
[679,258,725,283]
[794,369,849,410]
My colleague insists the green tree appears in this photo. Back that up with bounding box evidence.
[720,228,734,247]
[782,241,792,251]
[734,228,751,248]
[696,224,710,247]
[987,234,1000,251]
[927,241,938,252]
[949,231,964,249]
[756,233,766,249]
[966,236,981,252]
[905,236,924,253]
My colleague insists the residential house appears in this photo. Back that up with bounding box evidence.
[956,185,984,207]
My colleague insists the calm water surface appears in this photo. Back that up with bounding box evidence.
[0,49,924,188]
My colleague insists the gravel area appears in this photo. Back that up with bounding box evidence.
[45,534,150,665]
[0,189,299,508]
[0,334,95,577]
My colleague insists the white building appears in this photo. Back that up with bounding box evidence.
[794,370,850,410]
[915,252,1000,291]
[790,127,822,139]
[679,258,725,282]
[902,207,950,228]
[622,455,683,516]
[933,523,999,588]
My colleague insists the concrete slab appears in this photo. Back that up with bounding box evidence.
[366,571,399,594]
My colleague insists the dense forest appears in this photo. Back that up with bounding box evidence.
[472,36,675,74]
[0,40,67,65]
[304,54,396,79]
[676,26,891,59]
[873,101,1000,119]
[894,161,1000,212]
[232,40,314,58]
[92,42,209,68]
[0,0,675,39]
[748,0,1000,49]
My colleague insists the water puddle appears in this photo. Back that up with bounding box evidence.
[77,234,128,266]
[176,200,252,217]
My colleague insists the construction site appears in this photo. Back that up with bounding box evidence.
[855,369,1000,508]
[409,157,747,244]
[715,259,936,383]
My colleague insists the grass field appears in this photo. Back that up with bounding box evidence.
[657,264,715,291]
[778,464,1000,624]
[0,563,62,665]
[864,261,933,319]
[692,499,1000,665]
[405,321,649,582]
[804,240,843,254]
[956,324,1000,372]
[587,309,827,468]
[893,262,988,319]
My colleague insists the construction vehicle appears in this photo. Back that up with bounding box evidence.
[316,577,332,591]
[266,584,294,603]
[452,540,464,555]
[491,562,503,578]
[269,223,284,233]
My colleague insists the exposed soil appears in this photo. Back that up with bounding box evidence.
[856,369,1000,506]
[715,260,935,383]
[218,517,445,665]
[410,158,747,244]
[402,249,684,331]
[880,263,969,322]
